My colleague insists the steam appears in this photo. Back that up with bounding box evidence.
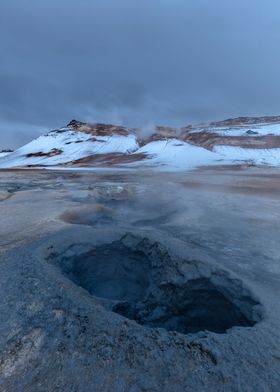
[141,123,157,138]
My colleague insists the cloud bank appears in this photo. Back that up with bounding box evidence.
[1,0,280,147]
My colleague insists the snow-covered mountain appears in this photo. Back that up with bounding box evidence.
[2,117,280,170]
[0,121,139,169]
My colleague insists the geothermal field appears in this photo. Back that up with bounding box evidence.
[0,165,280,391]
[2,0,280,389]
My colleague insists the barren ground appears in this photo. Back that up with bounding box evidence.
[0,167,280,391]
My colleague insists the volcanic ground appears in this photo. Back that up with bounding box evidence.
[0,167,280,391]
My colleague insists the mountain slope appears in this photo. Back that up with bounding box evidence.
[135,139,225,170]
[0,123,139,168]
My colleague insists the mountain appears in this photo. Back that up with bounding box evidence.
[1,117,280,170]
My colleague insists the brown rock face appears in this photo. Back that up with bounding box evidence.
[207,116,280,127]
[26,148,63,158]
[67,120,137,137]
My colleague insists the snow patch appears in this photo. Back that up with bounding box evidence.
[135,139,226,170]
[0,152,11,158]
[194,122,280,137]
[214,145,280,166]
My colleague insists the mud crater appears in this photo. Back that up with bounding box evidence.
[48,236,263,334]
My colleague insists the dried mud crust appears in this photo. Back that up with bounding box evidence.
[46,234,263,335]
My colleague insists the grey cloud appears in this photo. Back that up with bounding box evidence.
[1,0,280,148]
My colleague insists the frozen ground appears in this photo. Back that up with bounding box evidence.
[0,167,280,391]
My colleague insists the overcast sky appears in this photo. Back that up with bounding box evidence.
[1,0,280,148]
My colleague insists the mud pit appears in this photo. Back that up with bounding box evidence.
[49,236,262,335]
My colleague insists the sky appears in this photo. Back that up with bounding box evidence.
[1,0,280,148]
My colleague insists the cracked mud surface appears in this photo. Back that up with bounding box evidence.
[0,168,280,391]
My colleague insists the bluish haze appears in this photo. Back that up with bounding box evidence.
[1,0,280,148]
